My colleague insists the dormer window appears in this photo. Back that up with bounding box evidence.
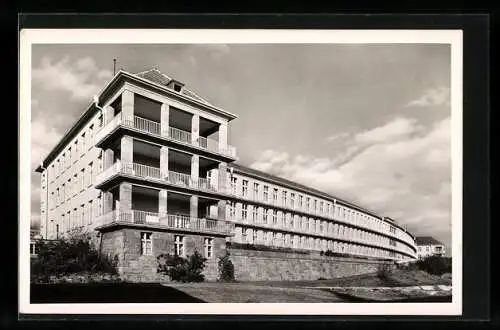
[167,79,185,93]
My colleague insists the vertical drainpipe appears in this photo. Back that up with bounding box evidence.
[40,161,49,239]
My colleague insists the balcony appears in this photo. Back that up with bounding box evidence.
[95,209,234,236]
[95,162,219,193]
[94,114,237,158]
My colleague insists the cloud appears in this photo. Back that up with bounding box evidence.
[250,116,451,246]
[405,86,451,107]
[32,56,112,101]
[325,132,349,142]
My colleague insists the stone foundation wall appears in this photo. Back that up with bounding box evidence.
[227,248,390,281]
[100,228,226,282]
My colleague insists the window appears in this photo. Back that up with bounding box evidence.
[314,200,318,213]
[390,226,396,234]
[88,200,93,224]
[80,169,85,191]
[263,186,269,201]
[299,195,303,208]
[253,183,259,199]
[80,205,85,227]
[74,141,78,163]
[241,228,247,243]
[272,188,278,203]
[272,209,278,225]
[204,238,213,258]
[56,188,60,206]
[252,207,258,222]
[253,230,258,244]
[320,201,324,214]
[426,246,430,252]
[290,193,295,208]
[306,197,310,210]
[30,242,37,256]
[98,113,103,128]
[173,83,182,92]
[263,208,268,224]
[241,204,248,221]
[242,180,248,197]
[228,201,236,218]
[230,177,237,194]
[88,162,93,186]
[88,125,94,150]
[141,232,153,255]
[81,133,86,156]
[282,191,287,206]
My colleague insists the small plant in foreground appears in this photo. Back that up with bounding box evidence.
[217,251,235,282]
[157,250,207,282]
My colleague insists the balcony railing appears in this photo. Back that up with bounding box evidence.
[95,209,234,235]
[94,113,237,158]
[95,162,220,193]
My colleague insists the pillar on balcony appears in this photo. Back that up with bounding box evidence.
[103,149,114,169]
[218,122,228,152]
[103,191,114,214]
[217,200,227,221]
[119,183,133,222]
[190,195,198,219]
[161,103,169,137]
[159,190,168,217]
[160,146,169,179]
[218,162,227,193]
[191,154,199,186]
[121,136,134,168]
[103,106,115,125]
[121,90,135,125]
[191,114,200,146]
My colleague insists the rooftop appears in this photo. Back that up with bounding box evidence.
[415,236,444,246]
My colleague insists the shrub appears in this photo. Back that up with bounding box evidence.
[157,250,207,282]
[217,251,235,282]
[415,256,451,276]
[30,231,118,283]
[376,264,391,281]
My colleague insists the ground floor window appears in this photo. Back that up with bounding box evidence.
[141,232,153,255]
[175,235,185,257]
[30,242,37,255]
[204,237,214,258]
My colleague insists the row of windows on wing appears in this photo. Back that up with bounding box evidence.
[226,200,409,247]
[140,232,214,258]
[228,177,405,241]
[47,192,105,236]
[46,113,103,180]
[236,229,405,259]
[47,154,104,210]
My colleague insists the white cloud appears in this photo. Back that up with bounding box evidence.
[250,116,451,246]
[405,86,451,107]
[32,56,112,100]
[325,132,349,142]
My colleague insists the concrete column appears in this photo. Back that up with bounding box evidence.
[191,154,199,186]
[159,190,168,217]
[121,136,134,166]
[235,202,242,222]
[119,183,133,222]
[103,149,114,169]
[217,200,227,221]
[190,195,198,219]
[103,106,115,125]
[191,114,200,146]
[121,90,135,124]
[160,103,170,137]
[218,122,228,152]
[218,162,227,193]
[160,146,169,179]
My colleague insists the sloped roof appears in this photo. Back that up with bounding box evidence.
[415,236,443,245]
[134,68,216,108]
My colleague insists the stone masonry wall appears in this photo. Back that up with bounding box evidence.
[100,228,226,282]
[227,248,389,281]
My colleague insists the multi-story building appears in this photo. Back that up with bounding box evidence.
[415,236,446,258]
[35,68,417,281]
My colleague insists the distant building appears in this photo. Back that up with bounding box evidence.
[415,236,446,258]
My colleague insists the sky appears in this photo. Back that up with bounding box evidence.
[30,43,452,254]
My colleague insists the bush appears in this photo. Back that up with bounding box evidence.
[415,256,451,276]
[157,250,207,282]
[217,251,235,282]
[30,231,118,283]
[229,242,310,254]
